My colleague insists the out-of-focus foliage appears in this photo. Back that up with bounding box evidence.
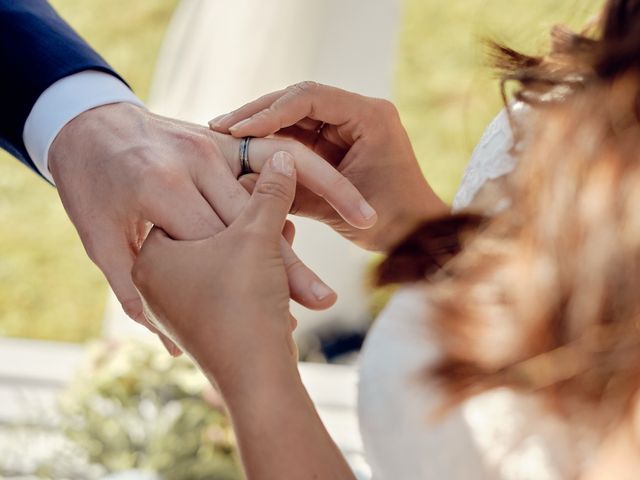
[56,340,242,479]
[0,0,602,342]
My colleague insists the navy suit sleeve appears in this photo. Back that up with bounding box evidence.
[0,0,124,176]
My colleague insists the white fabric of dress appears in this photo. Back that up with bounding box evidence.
[358,107,581,480]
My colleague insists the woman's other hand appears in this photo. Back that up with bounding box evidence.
[210,82,448,251]
[132,152,301,390]
[132,152,355,480]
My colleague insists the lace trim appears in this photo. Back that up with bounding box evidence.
[452,104,526,212]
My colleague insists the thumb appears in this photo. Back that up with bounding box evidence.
[237,151,296,238]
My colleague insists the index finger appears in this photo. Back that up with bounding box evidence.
[210,89,287,132]
[210,82,368,139]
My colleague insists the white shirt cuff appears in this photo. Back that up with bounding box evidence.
[23,70,145,185]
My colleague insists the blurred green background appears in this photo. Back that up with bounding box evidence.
[0,0,601,342]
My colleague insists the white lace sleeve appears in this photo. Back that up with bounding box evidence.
[451,105,526,212]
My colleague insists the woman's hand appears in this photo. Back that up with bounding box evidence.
[210,82,448,251]
[132,152,300,388]
[210,130,377,231]
[132,153,355,480]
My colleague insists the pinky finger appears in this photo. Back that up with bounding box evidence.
[90,233,183,356]
[209,89,287,132]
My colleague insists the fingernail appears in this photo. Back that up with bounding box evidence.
[272,151,294,176]
[359,200,377,221]
[311,281,334,301]
[229,117,253,132]
[209,113,232,128]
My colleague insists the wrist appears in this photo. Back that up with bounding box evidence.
[207,351,301,421]
[23,71,144,184]
[218,356,304,417]
[194,329,299,402]
[48,102,146,181]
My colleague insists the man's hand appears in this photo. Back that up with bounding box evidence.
[211,82,448,251]
[49,103,373,352]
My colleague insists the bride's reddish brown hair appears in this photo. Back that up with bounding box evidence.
[377,0,640,431]
[490,0,640,107]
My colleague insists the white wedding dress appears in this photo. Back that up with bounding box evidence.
[358,107,581,480]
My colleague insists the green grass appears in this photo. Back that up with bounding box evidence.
[0,0,601,342]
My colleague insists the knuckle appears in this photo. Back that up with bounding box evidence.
[243,224,271,244]
[254,107,275,119]
[200,132,225,160]
[273,138,304,158]
[256,180,291,203]
[373,98,400,119]
[120,296,144,320]
[236,222,276,252]
[284,138,305,154]
[254,107,278,125]
[324,173,351,197]
[288,80,319,96]
[284,255,305,276]
[170,130,219,170]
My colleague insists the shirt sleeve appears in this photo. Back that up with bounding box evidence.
[22,70,145,185]
[0,0,134,180]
